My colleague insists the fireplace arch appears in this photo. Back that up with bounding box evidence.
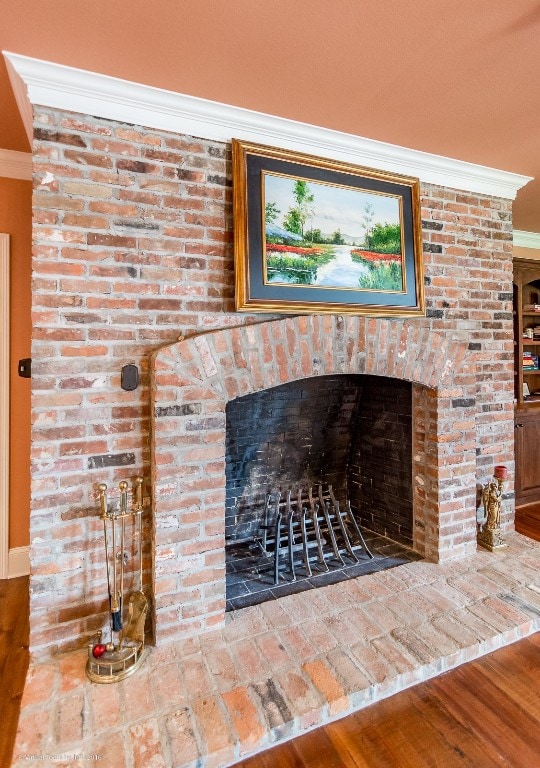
[151,315,476,644]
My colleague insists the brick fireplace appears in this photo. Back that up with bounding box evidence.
[151,314,479,643]
[26,104,516,660]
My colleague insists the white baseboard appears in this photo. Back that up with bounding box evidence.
[8,545,30,577]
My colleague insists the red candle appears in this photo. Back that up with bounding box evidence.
[494,465,508,480]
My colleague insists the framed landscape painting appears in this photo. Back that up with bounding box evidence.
[232,139,425,316]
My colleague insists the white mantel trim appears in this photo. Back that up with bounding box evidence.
[4,50,532,200]
[514,230,540,249]
[0,149,32,180]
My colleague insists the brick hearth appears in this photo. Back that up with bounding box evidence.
[12,535,539,767]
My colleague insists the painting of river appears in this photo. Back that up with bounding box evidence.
[263,171,404,292]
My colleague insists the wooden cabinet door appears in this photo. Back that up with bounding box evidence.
[515,414,540,505]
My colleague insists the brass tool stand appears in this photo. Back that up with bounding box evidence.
[86,477,149,683]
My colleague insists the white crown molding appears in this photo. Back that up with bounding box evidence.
[4,50,532,200]
[514,230,540,249]
[0,148,32,180]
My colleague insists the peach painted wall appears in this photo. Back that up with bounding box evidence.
[0,176,32,548]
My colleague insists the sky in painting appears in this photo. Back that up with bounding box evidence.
[264,172,401,239]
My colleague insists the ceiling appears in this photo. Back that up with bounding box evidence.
[1,0,539,231]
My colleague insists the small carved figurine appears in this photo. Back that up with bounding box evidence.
[482,479,503,530]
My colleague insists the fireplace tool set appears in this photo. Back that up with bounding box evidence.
[259,483,374,584]
[86,477,148,683]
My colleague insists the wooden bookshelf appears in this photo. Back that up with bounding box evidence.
[514,258,540,505]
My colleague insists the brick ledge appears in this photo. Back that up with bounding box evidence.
[12,533,539,768]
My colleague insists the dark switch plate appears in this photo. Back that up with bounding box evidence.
[18,358,31,378]
[121,364,139,391]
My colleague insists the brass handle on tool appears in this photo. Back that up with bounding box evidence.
[133,476,143,512]
[98,483,108,517]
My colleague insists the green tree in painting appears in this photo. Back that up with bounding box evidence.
[282,207,303,236]
[282,180,315,238]
[369,222,402,254]
[331,229,345,245]
[265,201,281,225]
[361,202,375,247]
[305,228,324,243]
[293,180,314,238]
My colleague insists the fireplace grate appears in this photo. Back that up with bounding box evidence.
[259,484,374,585]
[225,484,422,611]
[226,483,422,611]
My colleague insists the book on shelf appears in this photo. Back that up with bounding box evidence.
[522,352,539,370]
[524,304,540,311]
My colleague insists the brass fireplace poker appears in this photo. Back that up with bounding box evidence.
[86,476,148,683]
[477,465,508,552]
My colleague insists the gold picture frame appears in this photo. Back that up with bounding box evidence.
[232,139,425,316]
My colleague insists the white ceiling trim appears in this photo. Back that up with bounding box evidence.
[4,50,532,200]
[0,148,32,180]
[514,230,540,249]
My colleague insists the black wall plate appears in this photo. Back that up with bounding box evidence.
[18,358,31,378]
[121,364,139,391]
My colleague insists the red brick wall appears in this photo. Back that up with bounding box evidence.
[29,106,515,657]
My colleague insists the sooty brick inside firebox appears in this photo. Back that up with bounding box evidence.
[225,374,416,610]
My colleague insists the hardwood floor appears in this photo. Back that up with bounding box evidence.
[235,633,540,768]
[515,501,540,542]
[0,576,29,768]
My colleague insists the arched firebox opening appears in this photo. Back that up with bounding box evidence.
[225,374,418,609]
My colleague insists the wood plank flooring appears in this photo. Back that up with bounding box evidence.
[236,633,540,768]
[0,576,29,768]
[515,501,540,542]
